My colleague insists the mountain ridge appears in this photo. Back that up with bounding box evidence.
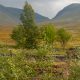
[1,3,80,26]
[0,4,49,26]
[53,3,80,22]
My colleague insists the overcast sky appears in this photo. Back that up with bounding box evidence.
[0,0,80,18]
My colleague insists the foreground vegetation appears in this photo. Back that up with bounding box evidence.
[0,47,80,80]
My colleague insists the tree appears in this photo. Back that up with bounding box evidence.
[11,1,38,48]
[20,1,35,28]
[57,28,71,49]
[41,24,56,46]
[20,2,38,49]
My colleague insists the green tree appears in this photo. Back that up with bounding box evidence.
[57,28,71,49]
[41,24,56,47]
[21,1,38,49]
[20,1,35,28]
[11,1,38,48]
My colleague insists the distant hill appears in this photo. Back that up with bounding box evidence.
[0,5,49,26]
[53,3,80,24]
[1,3,80,27]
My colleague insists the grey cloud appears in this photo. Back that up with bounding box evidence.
[27,0,80,18]
[27,0,60,18]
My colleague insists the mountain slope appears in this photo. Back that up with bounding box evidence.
[0,5,49,26]
[53,3,80,23]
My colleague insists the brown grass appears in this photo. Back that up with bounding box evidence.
[0,26,15,45]
[0,25,80,47]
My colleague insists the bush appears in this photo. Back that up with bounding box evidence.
[57,28,71,49]
[69,65,80,80]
